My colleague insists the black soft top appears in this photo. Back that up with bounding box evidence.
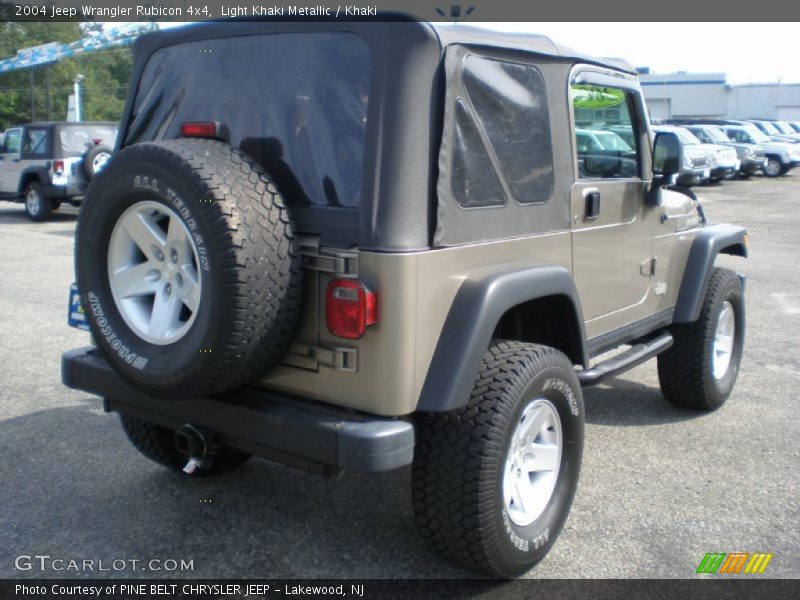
[121,20,636,251]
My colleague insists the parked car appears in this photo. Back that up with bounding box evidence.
[61,21,748,577]
[770,120,800,140]
[0,121,118,221]
[784,120,800,133]
[605,123,635,147]
[677,123,766,179]
[675,119,800,178]
[720,124,800,177]
[575,128,637,177]
[746,119,800,144]
[652,125,711,185]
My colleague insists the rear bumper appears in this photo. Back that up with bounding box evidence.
[43,184,84,199]
[61,347,415,474]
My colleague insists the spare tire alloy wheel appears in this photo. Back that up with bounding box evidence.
[108,201,201,345]
[84,145,113,180]
[76,139,303,400]
[92,150,111,174]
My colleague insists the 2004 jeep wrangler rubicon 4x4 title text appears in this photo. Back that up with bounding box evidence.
[62,20,748,577]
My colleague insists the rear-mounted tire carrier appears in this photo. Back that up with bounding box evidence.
[62,347,414,474]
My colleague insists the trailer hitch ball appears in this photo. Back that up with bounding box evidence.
[175,424,214,474]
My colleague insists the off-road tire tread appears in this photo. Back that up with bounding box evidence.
[657,267,742,410]
[78,138,303,399]
[412,341,575,576]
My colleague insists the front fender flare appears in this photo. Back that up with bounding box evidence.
[674,223,748,323]
[416,262,587,413]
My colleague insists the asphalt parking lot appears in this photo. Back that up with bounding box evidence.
[0,175,798,580]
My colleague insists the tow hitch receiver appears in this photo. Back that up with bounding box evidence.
[175,424,215,474]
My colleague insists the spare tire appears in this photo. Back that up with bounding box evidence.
[83,144,113,180]
[76,139,303,400]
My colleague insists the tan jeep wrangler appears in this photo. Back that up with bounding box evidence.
[63,21,748,577]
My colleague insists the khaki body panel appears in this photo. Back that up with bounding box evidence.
[650,189,702,315]
[255,231,571,416]
[255,189,702,417]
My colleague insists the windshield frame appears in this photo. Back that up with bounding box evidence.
[672,127,701,145]
[697,126,730,144]
[743,125,771,143]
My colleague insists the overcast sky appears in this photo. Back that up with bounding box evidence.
[153,21,800,85]
[478,22,800,85]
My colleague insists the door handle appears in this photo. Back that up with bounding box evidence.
[583,188,601,220]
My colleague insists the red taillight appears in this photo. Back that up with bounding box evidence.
[179,121,220,138]
[53,160,64,174]
[92,138,102,145]
[326,279,377,340]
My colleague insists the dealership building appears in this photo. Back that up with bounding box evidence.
[638,71,800,121]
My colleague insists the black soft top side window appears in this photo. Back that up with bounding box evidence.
[21,127,52,159]
[450,56,555,209]
[462,56,554,206]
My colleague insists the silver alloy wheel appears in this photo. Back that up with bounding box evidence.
[503,398,563,527]
[712,300,735,380]
[25,186,42,215]
[92,151,111,174]
[764,159,781,177]
[108,200,202,345]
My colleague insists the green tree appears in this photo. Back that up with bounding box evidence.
[0,22,153,130]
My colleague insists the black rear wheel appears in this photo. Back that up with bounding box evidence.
[413,341,584,577]
[24,181,53,222]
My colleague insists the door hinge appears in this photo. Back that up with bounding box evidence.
[286,342,358,372]
[299,245,358,277]
[640,257,657,277]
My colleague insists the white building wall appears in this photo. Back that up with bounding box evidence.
[640,73,727,118]
[727,84,800,120]
[638,72,800,121]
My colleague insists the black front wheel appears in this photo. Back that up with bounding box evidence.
[763,157,785,178]
[412,341,584,577]
[658,268,745,411]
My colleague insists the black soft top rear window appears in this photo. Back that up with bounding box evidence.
[126,32,371,210]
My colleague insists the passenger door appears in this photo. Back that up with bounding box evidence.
[568,71,657,336]
[0,128,23,194]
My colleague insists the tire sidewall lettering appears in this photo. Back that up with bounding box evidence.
[85,291,149,370]
[133,175,210,273]
[498,368,583,559]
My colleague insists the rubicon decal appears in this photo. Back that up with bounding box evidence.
[696,552,773,574]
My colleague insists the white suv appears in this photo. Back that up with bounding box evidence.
[0,121,118,221]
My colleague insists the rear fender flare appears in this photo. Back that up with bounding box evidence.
[416,263,587,413]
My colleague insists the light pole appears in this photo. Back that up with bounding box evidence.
[73,74,84,122]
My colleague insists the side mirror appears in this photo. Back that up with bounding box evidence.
[647,131,682,206]
[653,131,681,177]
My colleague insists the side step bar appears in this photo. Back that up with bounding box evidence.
[578,331,673,387]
